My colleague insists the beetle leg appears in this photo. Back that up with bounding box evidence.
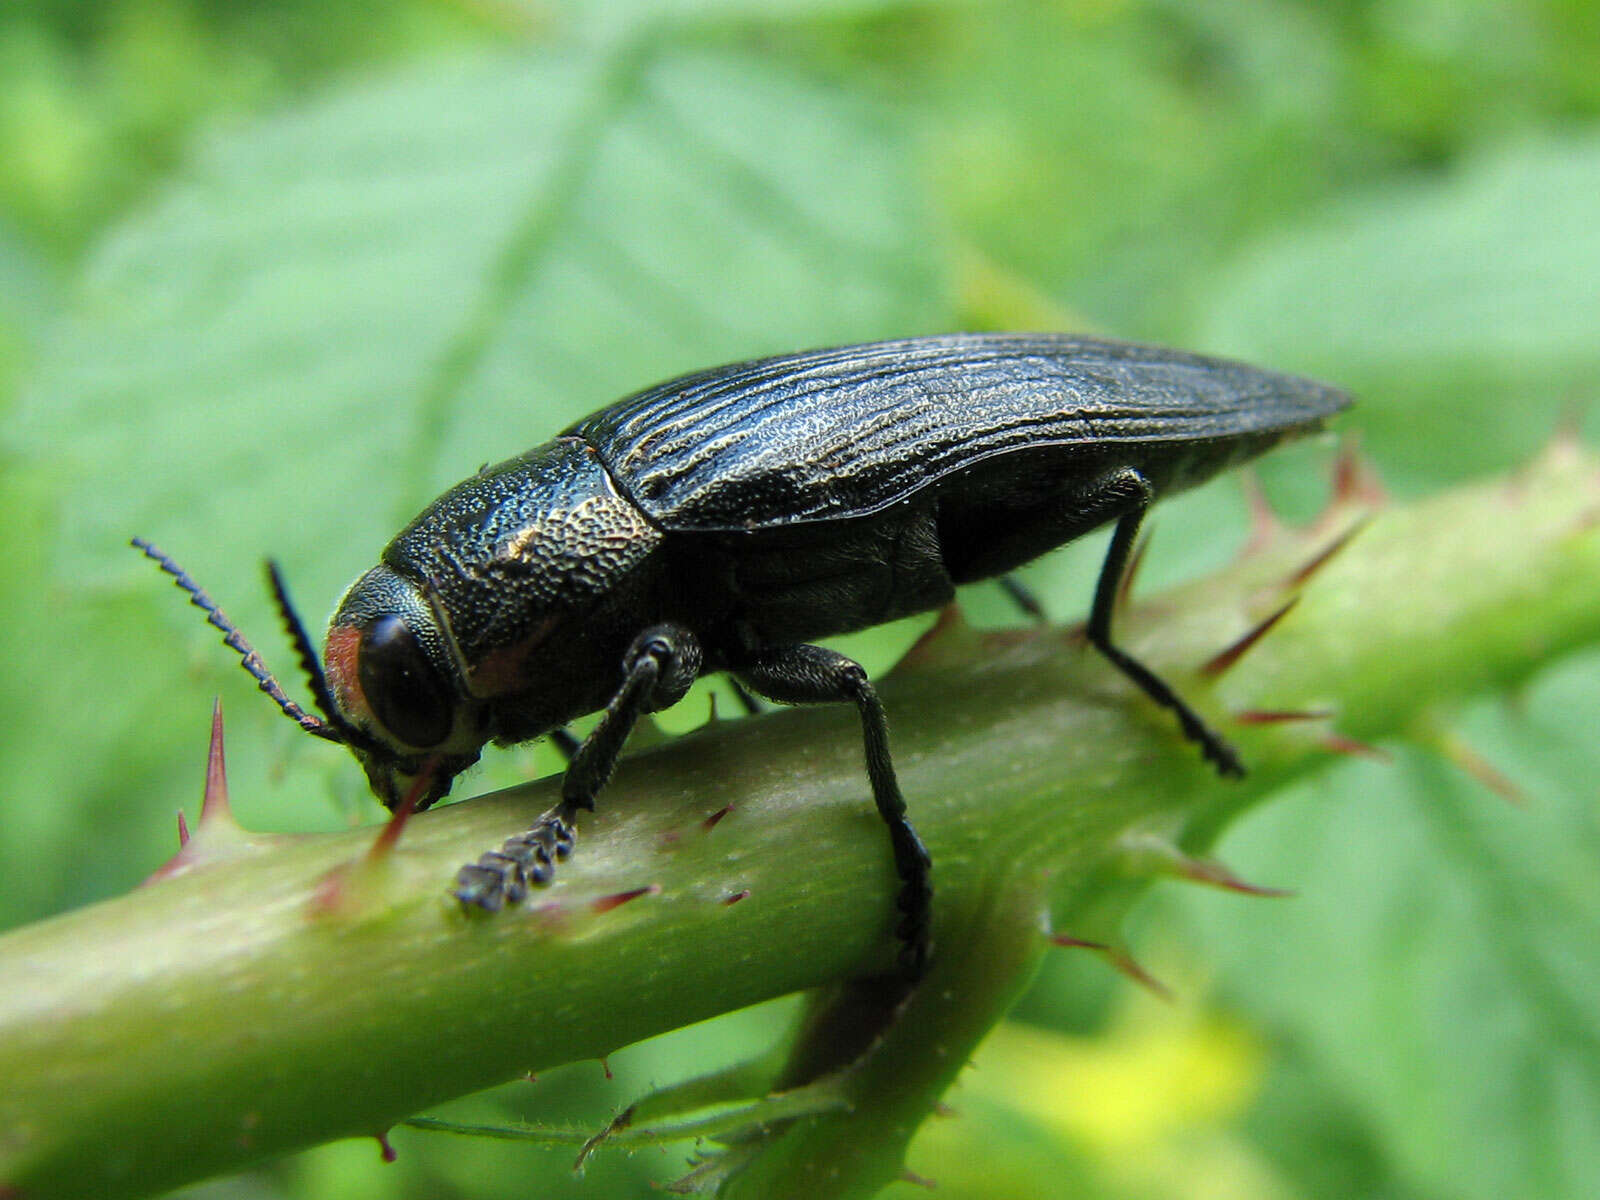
[1083,469,1245,778]
[725,676,765,716]
[998,573,1048,623]
[735,644,932,979]
[452,624,701,912]
[548,727,581,762]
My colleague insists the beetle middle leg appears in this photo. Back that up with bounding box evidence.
[735,644,933,978]
[452,624,702,911]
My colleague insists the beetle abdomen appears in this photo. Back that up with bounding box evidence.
[570,333,1349,533]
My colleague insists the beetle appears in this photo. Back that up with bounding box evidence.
[137,332,1349,976]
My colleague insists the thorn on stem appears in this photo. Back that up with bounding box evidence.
[375,1130,397,1163]
[592,885,658,914]
[200,698,235,829]
[1427,725,1528,807]
[365,759,436,863]
[1318,733,1391,762]
[703,803,734,831]
[1238,468,1284,554]
[1201,597,1299,678]
[1049,935,1172,1000]
[1285,517,1370,589]
[1331,438,1387,508]
[1233,708,1334,725]
[1173,856,1294,898]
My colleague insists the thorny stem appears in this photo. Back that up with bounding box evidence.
[1,446,1598,1199]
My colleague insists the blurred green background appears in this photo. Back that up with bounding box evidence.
[3,1,1598,1197]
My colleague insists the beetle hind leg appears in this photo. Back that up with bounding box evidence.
[735,644,932,978]
[452,624,702,913]
[1083,470,1244,778]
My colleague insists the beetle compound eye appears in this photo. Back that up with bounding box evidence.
[358,615,455,748]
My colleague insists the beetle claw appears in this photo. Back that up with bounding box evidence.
[452,809,577,911]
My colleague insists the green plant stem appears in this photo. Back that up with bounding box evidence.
[1,446,1597,1199]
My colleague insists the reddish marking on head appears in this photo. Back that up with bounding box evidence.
[323,624,368,722]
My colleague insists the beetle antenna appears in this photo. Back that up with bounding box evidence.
[132,538,348,745]
[265,560,346,732]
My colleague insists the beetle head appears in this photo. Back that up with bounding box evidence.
[133,540,484,812]
[320,564,487,810]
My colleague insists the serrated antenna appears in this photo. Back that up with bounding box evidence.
[132,537,351,746]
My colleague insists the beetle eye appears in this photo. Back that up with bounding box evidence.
[358,615,454,748]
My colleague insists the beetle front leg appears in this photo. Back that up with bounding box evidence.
[452,624,701,912]
[735,644,932,979]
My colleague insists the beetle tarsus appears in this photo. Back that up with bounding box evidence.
[452,804,577,911]
[453,626,700,911]
[736,643,933,979]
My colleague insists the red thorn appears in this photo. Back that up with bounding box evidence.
[1115,531,1151,612]
[366,756,437,863]
[200,698,233,827]
[176,809,191,847]
[1049,935,1172,1000]
[592,885,658,914]
[1201,597,1299,678]
[1285,516,1369,589]
[1318,733,1391,761]
[1233,708,1334,725]
[703,803,734,831]
[900,1169,937,1189]
[1330,438,1387,508]
[896,601,975,671]
[722,889,750,905]
[600,1056,613,1081]
[1175,856,1294,898]
[375,1130,397,1163]
[1238,468,1285,554]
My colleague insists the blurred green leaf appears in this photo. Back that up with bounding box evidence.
[1199,135,1600,488]
[1174,652,1600,1200]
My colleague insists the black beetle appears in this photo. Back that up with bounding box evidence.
[137,332,1349,975]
